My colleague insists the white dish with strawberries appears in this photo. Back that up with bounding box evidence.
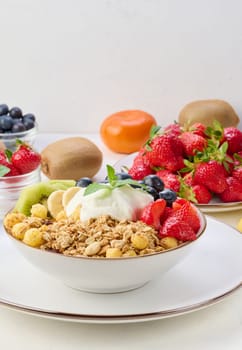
[114,153,242,213]
[114,121,242,213]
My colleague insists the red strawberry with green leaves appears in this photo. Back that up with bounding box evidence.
[193,160,228,194]
[159,217,197,241]
[128,152,153,180]
[189,122,206,137]
[183,171,195,186]
[178,176,212,204]
[223,127,242,154]
[156,170,181,193]
[140,199,166,230]
[145,128,184,172]
[218,176,242,202]
[180,131,207,157]
[163,122,182,137]
[11,143,41,174]
[191,184,212,204]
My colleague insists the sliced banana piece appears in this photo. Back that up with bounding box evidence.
[62,187,82,208]
[65,187,85,217]
[47,190,65,218]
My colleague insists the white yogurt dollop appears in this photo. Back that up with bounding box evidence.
[65,185,153,222]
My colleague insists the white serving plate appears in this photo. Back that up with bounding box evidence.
[114,153,242,213]
[0,216,241,324]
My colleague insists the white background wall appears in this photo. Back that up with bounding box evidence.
[0,0,242,133]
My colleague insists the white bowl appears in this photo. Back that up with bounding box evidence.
[3,209,206,294]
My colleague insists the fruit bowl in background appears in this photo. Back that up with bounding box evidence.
[0,166,41,220]
[0,123,38,151]
[114,153,242,213]
[3,205,206,293]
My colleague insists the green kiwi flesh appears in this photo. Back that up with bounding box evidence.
[14,180,76,216]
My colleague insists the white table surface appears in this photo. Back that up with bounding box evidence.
[0,133,241,350]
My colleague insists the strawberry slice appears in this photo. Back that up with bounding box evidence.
[140,199,166,230]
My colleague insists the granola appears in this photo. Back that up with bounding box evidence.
[5,213,182,257]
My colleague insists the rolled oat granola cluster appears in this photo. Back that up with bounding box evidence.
[4,212,181,258]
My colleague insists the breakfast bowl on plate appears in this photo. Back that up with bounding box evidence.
[3,167,207,294]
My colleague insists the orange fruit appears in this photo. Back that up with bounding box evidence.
[100,110,157,154]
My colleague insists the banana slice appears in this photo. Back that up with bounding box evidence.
[47,190,65,218]
[62,187,81,208]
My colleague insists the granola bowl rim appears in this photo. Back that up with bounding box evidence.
[3,207,207,261]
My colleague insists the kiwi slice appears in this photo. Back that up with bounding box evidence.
[14,180,76,216]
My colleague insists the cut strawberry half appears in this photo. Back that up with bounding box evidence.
[140,199,166,230]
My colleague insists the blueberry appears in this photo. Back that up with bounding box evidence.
[159,189,177,207]
[23,113,36,122]
[115,172,132,180]
[76,177,93,187]
[23,118,35,130]
[12,118,23,124]
[9,107,22,119]
[143,175,164,192]
[0,115,13,131]
[0,104,9,116]
[12,122,26,133]
[145,186,159,200]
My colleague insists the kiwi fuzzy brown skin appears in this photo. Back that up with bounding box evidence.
[41,137,103,180]
[178,99,240,128]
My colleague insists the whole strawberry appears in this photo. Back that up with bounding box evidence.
[223,127,242,154]
[146,133,184,172]
[232,166,242,183]
[191,184,212,204]
[189,122,206,137]
[163,122,182,137]
[180,131,207,157]
[170,198,201,232]
[11,144,41,174]
[156,170,181,193]
[128,152,153,180]
[218,177,242,202]
[159,217,197,241]
[193,160,228,194]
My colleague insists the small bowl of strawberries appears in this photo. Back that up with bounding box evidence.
[0,141,41,219]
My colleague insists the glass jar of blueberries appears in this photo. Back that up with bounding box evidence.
[0,103,38,150]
